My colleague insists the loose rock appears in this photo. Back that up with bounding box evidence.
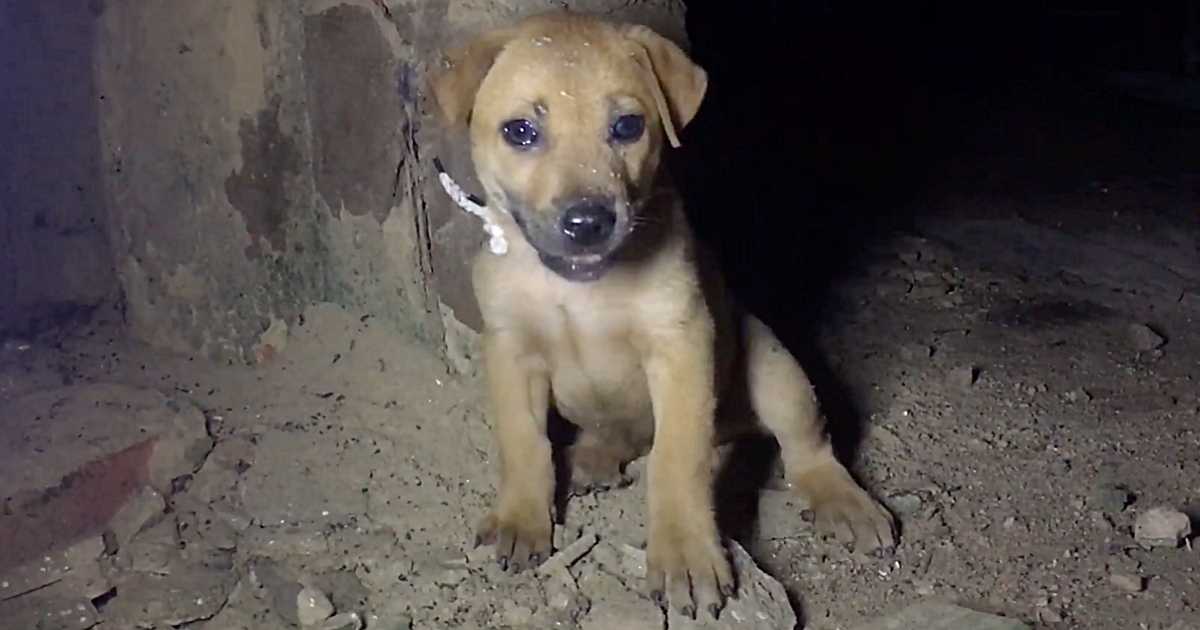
[1092,482,1132,513]
[1133,506,1191,548]
[1127,323,1165,351]
[948,365,979,389]
[107,484,166,550]
[297,586,336,627]
[1108,573,1144,593]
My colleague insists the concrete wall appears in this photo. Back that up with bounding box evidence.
[93,0,687,365]
[0,2,116,335]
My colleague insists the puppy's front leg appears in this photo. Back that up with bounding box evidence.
[642,318,734,618]
[475,329,554,572]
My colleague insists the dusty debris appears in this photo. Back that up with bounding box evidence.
[0,535,108,601]
[101,566,236,627]
[241,525,330,558]
[0,592,99,630]
[107,484,166,550]
[0,384,213,576]
[887,492,925,516]
[298,585,336,626]
[537,531,599,577]
[851,602,1030,629]
[1133,506,1191,549]
[577,568,663,630]
[249,558,305,626]
[114,516,178,575]
[1127,323,1166,351]
[1108,573,1144,593]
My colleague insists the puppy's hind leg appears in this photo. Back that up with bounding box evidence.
[475,330,555,572]
[742,315,896,554]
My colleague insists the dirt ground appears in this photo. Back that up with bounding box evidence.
[2,78,1198,629]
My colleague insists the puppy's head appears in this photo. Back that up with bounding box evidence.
[430,14,706,281]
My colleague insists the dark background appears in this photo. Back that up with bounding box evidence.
[679,1,1196,310]
[673,1,1198,470]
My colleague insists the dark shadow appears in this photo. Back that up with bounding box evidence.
[0,2,113,337]
[676,0,1199,471]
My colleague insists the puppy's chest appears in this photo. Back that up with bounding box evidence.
[534,300,653,424]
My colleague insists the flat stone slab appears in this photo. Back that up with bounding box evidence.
[852,602,1029,630]
[0,383,211,572]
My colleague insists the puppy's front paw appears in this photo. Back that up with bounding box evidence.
[792,462,897,555]
[645,523,734,619]
[475,503,552,573]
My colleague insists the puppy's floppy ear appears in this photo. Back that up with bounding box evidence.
[429,28,516,128]
[623,25,708,147]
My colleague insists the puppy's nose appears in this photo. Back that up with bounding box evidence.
[560,198,617,247]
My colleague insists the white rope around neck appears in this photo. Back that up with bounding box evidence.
[433,158,508,256]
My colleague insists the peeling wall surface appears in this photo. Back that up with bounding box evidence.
[95,0,686,363]
[0,3,116,335]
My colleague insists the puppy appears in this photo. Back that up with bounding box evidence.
[430,12,895,617]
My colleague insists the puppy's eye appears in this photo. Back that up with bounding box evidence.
[501,119,540,148]
[610,114,645,143]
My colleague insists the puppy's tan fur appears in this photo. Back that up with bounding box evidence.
[431,12,895,616]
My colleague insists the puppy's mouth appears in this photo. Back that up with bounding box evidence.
[536,252,614,283]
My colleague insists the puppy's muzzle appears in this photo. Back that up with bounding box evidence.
[560,196,617,248]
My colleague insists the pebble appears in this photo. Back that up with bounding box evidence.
[1092,483,1132,513]
[1127,323,1165,351]
[297,586,335,627]
[887,492,924,516]
[899,343,934,361]
[1108,573,1144,593]
[1133,506,1191,549]
[948,365,979,389]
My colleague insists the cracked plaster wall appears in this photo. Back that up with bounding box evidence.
[95,0,686,364]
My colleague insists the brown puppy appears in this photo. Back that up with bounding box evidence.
[430,12,895,617]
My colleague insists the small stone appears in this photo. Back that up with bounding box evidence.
[1133,506,1191,548]
[537,532,598,577]
[0,593,98,630]
[249,558,304,626]
[320,612,364,630]
[1092,483,1131,513]
[1127,323,1165,351]
[297,586,335,627]
[1035,606,1063,624]
[899,343,933,362]
[1108,573,1144,593]
[948,365,978,389]
[887,492,924,516]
